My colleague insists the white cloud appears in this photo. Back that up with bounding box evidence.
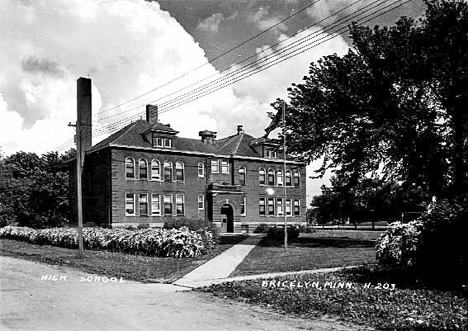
[249,7,287,33]
[196,13,225,33]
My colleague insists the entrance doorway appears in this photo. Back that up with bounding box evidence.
[220,204,234,233]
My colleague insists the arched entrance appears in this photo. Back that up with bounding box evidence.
[220,204,234,233]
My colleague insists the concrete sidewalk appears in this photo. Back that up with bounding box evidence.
[173,234,263,288]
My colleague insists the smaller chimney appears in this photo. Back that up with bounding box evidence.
[237,125,244,135]
[146,104,158,124]
[199,130,217,144]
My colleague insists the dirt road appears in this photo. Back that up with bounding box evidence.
[0,256,364,331]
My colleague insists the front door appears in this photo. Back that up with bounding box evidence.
[220,204,234,233]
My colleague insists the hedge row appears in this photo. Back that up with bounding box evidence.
[0,225,215,258]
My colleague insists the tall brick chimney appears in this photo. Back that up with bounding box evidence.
[77,77,92,155]
[146,104,158,124]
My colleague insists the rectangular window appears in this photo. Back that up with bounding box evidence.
[221,160,229,174]
[198,163,204,177]
[176,194,185,216]
[151,194,161,216]
[164,138,172,148]
[294,199,300,216]
[286,199,292,216]
[211,159,219,173]
[267,198,275,215]
[156,137,163,147]
[277,198,283,216]
[259,198,265,216]
[139,193,148,216]
[198,195,204,210]
[125,193,135,216]
[164,195,173,216]
[241,197,246,216]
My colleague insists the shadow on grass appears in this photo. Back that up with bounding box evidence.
[258,236,376,249]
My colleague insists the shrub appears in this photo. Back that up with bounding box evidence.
[375,220,423,267]
[266,226,300,241]
[376,198,467,287]
[253,223,270,233]
[162,217,219,245]
[0,225,215,258]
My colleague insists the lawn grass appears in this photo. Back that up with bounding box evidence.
[230,230,381,277]
[0,239,233,283]
[199,265,468,331]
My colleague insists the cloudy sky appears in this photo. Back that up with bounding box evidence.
[0,0,425,201]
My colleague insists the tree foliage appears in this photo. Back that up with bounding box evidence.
[271,0,467,199]
[0,149,75,228]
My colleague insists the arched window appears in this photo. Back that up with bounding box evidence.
[175,162,184,181]
[163,161,172,181]
[294,171,300,187]
[267,169,275,186]
[125,158,135,179]
[151,159,160,180]
[238,166,246,186]
[285,170,292,186]
[259,168,266,185]
[198,162,204,177]
[139,158,148,180]
[277,170,283,186]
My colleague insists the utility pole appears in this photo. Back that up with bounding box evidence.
[283,100,288,251]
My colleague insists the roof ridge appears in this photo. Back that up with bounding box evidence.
[216,133,239,152]
[231,132,244,156]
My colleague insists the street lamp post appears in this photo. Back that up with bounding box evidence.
[283,101,287,251]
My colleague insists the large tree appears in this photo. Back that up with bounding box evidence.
[0,150,73,228]
[270,0,467,199]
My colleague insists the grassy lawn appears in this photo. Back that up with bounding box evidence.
[0,239,233,283]
[230,230,381,277]
[199,266,468,331]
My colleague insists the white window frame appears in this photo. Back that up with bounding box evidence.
[286,199,292,216]
[163,161,172,182]
[198,195,204,210]
[267,197,275,216]
[259,168,266,185]
[238,166,246,186]
[139,193,149,216]
[151,194,161,216]
[259,198,266,216]
[175,162,185,182]
[267,169,275,186]
[221,160,229,174]
[125,158,135,179]
[277,170,283,186]
[125,193,136,216]
[276,198,284,216]
[151,159,161,181]
[164,138,172,148]
[286,170,292,187]
[211,159,219,173]
[198,162,205,177]
[294,171,300,187]
[163,194,173,216]
[294,199,301,216]
[176,194,185,216]
[139,158,148,180]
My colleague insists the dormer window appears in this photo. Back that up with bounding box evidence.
[152,134,172,148]
[265,150,277,159]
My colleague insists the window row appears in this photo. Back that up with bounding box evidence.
[125,193,205,216]
[259,198,300,216]
[126,158,204,181]
[254,168,300,187]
